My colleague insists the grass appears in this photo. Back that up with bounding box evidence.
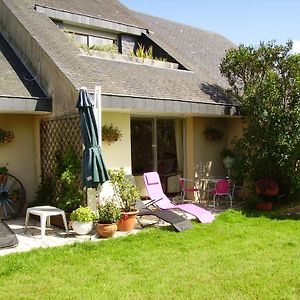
[1,210,300,299]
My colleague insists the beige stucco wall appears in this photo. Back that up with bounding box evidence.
[184,116,242,200]
[101,111,132,172]
[191,117,243,179]
[193,117,228,179]
[0,114,41,209]
[96,111,132,207]
[226,117,243,147]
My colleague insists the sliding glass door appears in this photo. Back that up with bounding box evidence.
[131,118,154,174]
[131,117,183,180]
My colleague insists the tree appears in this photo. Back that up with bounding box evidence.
[220,41,300,199]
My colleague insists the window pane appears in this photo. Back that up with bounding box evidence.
[131,119,154,175]
[89,36,115,47]
[157,119,180,175]
[74,33,88,46]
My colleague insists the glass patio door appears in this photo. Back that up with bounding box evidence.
[131,118,154,174]
[131,118,183,181]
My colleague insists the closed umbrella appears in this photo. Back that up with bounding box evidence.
[76,87,109,188]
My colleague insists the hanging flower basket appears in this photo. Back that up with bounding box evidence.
[203,126,224,142]
[0,129,14,144]
[102,124,122,145]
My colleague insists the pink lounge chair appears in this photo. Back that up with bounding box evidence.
[143,172,215,224]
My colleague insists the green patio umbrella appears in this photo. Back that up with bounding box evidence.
[76,87,109,188]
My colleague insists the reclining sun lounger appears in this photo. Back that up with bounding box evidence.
[136,200,193,232]
[143,172,215,224]
[0,220,18,249]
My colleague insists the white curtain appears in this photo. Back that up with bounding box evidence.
[175,119,183,173]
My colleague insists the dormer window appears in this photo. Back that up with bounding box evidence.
[65,30,118,50]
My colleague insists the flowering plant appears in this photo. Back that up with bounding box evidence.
[102,124,122,145]
[0,129,14,144]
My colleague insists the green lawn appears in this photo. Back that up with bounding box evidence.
[1,210,300,299]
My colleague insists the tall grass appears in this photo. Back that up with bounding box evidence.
[1,210,300,299]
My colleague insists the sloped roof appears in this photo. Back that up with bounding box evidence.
[0,32,51,112]
[1,0,240,115]
[36,0,145,29]
[80,55,229,105]
[137,13,235,86]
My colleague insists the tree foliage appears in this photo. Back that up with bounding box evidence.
[220,41,300,198]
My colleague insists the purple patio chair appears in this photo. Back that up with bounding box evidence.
[143,172,215,224]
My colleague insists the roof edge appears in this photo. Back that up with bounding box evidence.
[94,92,241,108]
[0,95,52,112]
[35,4,147,35]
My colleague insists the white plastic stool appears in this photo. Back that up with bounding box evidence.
[24,206,69,239]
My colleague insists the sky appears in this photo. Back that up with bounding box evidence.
[120,0,300,49]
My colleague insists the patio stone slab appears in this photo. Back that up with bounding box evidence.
[0,207,220,256]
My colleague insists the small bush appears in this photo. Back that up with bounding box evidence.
[70,206,96,223]
[97,202,121,224]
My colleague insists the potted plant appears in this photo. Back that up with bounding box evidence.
[96,202,121,238]
[108,168,140,231]
[203,126,224,142]
[10,189,20,201]
[255,178,279,197]
[102,124,122,145]
[70,206,96,235]
[0,166,8,183]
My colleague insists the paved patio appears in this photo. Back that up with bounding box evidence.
[0,203,226,256]
[0,217,145,256]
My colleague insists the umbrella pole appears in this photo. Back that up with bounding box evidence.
[85,187,88,206]
[94,85,102,147]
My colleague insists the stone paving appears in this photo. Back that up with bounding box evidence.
[0,213,176,256]
[0,204,224,256]
[0,217,144,256]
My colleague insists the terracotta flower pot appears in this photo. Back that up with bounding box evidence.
[255,179,279,196]
[96,223,117,238]
[117,210,138,232]
[0,174,6,183]
[256,202,273,211]
[255,187,279,196]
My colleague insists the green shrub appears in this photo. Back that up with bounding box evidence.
[220,41,300,200]
[35,176,56,206]
[55,148,83,212]
[97,202,121,224]
[108,168,140,212]
[70,206,96,223]
[0,166,8,174]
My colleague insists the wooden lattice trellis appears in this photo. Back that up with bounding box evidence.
[40,116,82,181]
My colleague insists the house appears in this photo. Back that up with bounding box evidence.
[0,0,242,209]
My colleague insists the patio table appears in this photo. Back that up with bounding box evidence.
[196,178,224,204]
[24,206,69,239]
